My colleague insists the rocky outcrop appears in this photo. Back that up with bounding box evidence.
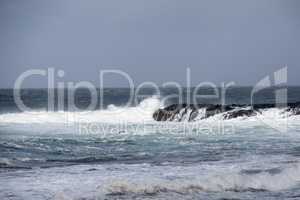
[153,102,300,122]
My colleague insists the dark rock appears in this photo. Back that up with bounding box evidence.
[223,109,256,119]
[152,102,300,121]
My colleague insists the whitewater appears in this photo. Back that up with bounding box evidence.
[1,88,300,199]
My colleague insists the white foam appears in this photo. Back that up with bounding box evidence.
[103,158,300,194]
[1,99,300,137]
[0,96,161,124]
[1,159,300,199]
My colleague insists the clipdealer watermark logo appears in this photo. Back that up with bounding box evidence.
[251,67,288,132]
[12,66,288,135]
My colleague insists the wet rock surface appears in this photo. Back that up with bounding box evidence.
[153,102,300,121]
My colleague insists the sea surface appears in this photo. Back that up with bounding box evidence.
[1,87,300,200]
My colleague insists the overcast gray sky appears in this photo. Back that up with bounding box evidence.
[0,0,299,88]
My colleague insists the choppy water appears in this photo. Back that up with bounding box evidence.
[1,87,300,200]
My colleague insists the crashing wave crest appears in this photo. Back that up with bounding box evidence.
[0,97,300,124]
[105,163,300,195]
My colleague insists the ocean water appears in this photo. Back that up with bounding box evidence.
[1,87,300,200]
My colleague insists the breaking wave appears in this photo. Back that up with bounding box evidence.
[105,163,300,196]
[2,161,300,199]
[0,96,161,124]
[0,96,299,125]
